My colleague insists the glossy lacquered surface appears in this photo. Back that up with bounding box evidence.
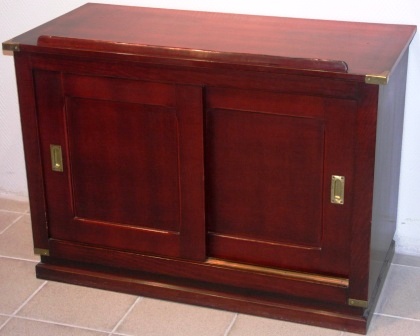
[2,196,420,336]
[4,4,416,334]
[7,3,416,79]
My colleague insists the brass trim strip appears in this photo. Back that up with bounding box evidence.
[2,40,20,52]
[348,298,368,308]
[365,71,390,85]
[207,258,349,287]
[34,248,50,256]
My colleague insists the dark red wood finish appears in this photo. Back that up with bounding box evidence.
[4,4,416,334]
[205,88,356,275]
[34,70,206,260]
[13,53,49,251]
[8,4,416,79]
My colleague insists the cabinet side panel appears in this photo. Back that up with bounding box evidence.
[348,83,379,303]
[13,53,49,250]
[369,50,409,298]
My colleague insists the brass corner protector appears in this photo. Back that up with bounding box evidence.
[34,248,50,256]
[365,71,390,85]
[2,40,20,52]
[348,298,368,308]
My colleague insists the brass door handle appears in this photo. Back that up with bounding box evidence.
[331,175,345,204]
[50,144,63,172]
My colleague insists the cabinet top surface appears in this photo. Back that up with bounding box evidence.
[4,3,416,81]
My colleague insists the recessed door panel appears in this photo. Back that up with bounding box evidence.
[206,109,324,247]
[67,98,180,232]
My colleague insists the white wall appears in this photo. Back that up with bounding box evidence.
[1,0,419,256]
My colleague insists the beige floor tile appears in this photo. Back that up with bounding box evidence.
[0,315,9,328]
[344,315,420,336]
[0,211,22,234]
[0,258,44,315]
[116,298,235,336]
[0,197,29,213]
[393,253,420,268]
[376,264,420,319]
[0,214,39,261]
[228,314,341,336]
[0,318,107,336]
[18,282,137,332]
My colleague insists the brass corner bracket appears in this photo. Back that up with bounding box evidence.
[34,248,50,256]
[2,40,20,52]
[365,71,390,85]
[348,298,368,308]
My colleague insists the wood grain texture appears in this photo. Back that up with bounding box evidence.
[8,3,416,80]
[33,70,206,261]
[369,49,409,298]
[36,254,368,334]
[205,88,356,276]
[13,53,49,251]
[5,4,416,334]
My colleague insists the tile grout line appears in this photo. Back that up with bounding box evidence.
[12,281,48,316]
[0,281,48,332]
[5,276,115,334]
[10,315,111,334]
[108,296,143,336]
[223,313,238,336]
[390,262,420,270]
[1,196,419,335]
[0,213,26,235]
[0,255,40,263]
[109,331,132,336]
[0,315,12,332]
[0,208,28,215]
[374,312,420,322]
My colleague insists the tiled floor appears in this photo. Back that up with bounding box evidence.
[0,196,419,335]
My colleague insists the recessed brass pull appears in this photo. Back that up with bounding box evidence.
[331,175,345,204]
[50,145,63,172]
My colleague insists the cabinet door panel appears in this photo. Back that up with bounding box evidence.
[206,109,324,246]
[68,98,180,231]
[206,87,356,276]
[35,70,205,260]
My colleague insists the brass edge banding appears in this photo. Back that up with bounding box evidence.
[207,258,349,287]
[365,71,390,85]
[348,298,369,308]
[2,40,20,52]
[34,248,50,256]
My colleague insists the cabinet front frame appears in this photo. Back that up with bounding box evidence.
[16,51,377,307]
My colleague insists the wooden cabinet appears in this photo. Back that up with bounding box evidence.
[3,4,416,334]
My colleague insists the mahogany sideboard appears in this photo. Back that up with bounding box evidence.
[3,4,416,334]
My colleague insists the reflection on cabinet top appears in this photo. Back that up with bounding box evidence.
[3,3,416,84]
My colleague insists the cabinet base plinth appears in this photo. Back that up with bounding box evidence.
[36,260,370,334]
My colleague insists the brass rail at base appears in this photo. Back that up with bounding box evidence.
[207,258,349,287]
